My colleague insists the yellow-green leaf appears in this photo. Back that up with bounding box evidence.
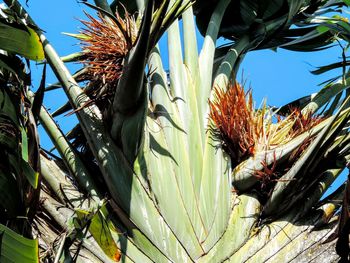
[20,158,39,189]
[76,209,121,262]
[0,21,44,61]
[21,127,28,162]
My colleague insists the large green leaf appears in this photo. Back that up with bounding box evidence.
[75,208,121,262]
[0,224,38,263]
[0,20,44,61]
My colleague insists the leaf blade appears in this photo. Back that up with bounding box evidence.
[0,21,44,61]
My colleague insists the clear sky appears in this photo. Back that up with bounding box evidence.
[8,0,347,195]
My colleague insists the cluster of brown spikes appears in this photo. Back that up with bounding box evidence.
[75,11,138,111]
[208,83,256,165]
[208,82,322,168]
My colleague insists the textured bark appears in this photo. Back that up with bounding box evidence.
[224,211,340,263]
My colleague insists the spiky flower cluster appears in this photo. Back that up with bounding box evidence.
[209,83,257,164]
[75,11,138,108]
[208,82,321,167]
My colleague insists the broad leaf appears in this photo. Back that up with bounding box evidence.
[75,208,121,262]
[0,224,38,263]
[0,20,44,61]
[20,158,38,189]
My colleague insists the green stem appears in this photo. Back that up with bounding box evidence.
[302,78,350,115]
[111,0,152,114]
[136,0,146,12]
[299,167,343,218]
[53,233,66,263]
[198,0,231,123]
[40,156,66,204]
[93,0,112,13]
[213,35,250,89]
[28,90,101,204]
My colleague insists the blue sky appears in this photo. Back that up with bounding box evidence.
[14,1,347,194]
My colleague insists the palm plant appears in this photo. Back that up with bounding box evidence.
[0,5,44,262]
[1,0,350,262]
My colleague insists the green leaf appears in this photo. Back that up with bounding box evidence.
[110,0,153,163]
[317,25,330,34]
[76,209,121,262]
[199,194,261,262]
[0,20,44,61]
[311,61,350,75]
[198,0,231,120]
[20,158,38,189]
[91,0,112,13]
[0,121,18,151]
[302,79,348,114]
[0,224,38,263]
[21,127,28,162]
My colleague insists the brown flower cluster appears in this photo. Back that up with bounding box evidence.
[209,83,256,165]
[75,11,138,109]
[208,82,321,167]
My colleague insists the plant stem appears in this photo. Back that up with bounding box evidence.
[93,0,112,13]
[198,0,231,124]
[53,233,66,263]
[213,35,250,89]
[28,90,101,204]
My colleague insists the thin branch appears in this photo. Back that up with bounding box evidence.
[53,233,66,263]
[28,90,101,204]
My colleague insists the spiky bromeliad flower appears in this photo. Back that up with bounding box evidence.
[73,11,138,110]
[209,82,322,175]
